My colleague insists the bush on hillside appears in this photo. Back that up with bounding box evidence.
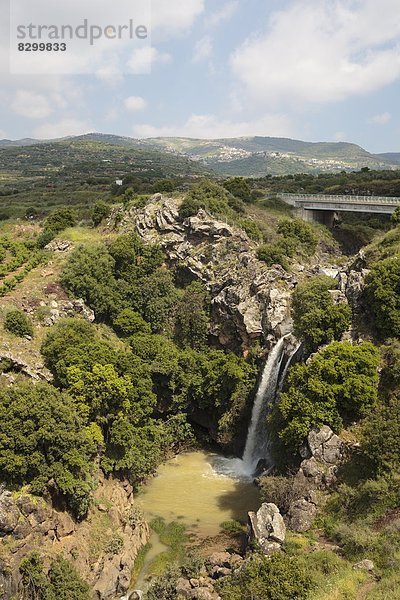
[4,309,33,337]
[275,341,380,451]
[292,276,352,351]
[0,382,95,517]
[365,256,400,338]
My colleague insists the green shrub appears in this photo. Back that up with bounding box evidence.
[361,396,400,474]
[275,341,380,451]
[0,382,96,517]
[179,180,234,219]
[258,474,311,514]
[365,256,400,338]
[223,177,252,203]
[277,219,318,256]
[4,309,33,337]
[20,552,90,600]
[217,552,313,600]
[257,242,290,270]
[145,564,181,600]
[220,520,244,535]
[113,308,151,337]
[92,200,111,226]
[44,207,77,233]
[104,534,124,555]
[37,227,56,248]
[292,276,352,351]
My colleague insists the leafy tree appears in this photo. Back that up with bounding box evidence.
[223,177,252,203]
[41,318,119,387]
[391,206,400,224]
[102,415,166,481]
[174,281,209,349]
[20,552,90,600]
[179,180,233,218]
[361,392,400,475]
[276,341,379,451]
[365,256,400,338]
[47,555,91,600]
[92,200,111,226]
[66,363,139,425]
[61,244,124,321]
[36,227,57,249]
[153,178,176,193]
[4,309,33,337]
[0,382,95,517]
[44,207,77,234]
[107,233,163,281]
[113,308,151,337]
[217,552,313,600]
[292,276,352,351]
[129,269,180,334]
[277,219,317,256]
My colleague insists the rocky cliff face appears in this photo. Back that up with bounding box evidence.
[110,195,296,353]
[0,474,149,600]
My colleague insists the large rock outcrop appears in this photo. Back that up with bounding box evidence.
[247,503,286,554]
[0,476,149,600]
[109,196,296,352]
[286,426,346,532]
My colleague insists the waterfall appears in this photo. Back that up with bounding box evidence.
[213,336,297,479]
[240,337,287,475]
[277,342,302,395]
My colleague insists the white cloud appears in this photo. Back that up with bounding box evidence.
[12,90,53,119]
[0,130,7,139]
[192,36,213,63]
[133,113,292,139]
[124,96,147,111]
[206,1,239,28]
[33,118,92,139]
[151,0,205,39]
[369,112,392,125]
[127,47,171,74]
[231,0,400,107]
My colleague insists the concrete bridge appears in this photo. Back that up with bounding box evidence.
[279,193,400,226]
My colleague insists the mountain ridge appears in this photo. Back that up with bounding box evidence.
[1,133,399,176]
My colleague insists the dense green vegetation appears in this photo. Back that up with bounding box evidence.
[0,382,96,517]
[255,168,400,196]
[292,276,352,350]
[19,552,90,600]
[257,219,318,269]
[4,308,33,337]
[274,341,380,451]
[217,552,313,600]
[0,140,399,599]
[365,256,400,338]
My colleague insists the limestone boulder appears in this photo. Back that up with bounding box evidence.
[247,503,286,554]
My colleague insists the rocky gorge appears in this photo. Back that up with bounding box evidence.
[0,192,387,600]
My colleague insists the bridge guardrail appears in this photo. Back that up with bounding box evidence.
[277,193,400,206]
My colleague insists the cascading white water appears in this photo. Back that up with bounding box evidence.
[240,337,287,474]
[215,337,287,478]
[277,342,301,395]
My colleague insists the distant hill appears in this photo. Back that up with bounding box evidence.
[1,133,399,176]
[377,152,400,165]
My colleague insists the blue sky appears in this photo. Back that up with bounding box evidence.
[1,0,400,152]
